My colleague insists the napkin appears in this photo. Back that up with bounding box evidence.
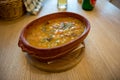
[23,0,44,15]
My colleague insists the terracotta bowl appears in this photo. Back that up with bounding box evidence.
[18,12,90,62]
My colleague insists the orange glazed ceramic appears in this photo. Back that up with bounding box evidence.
[18,12,90,62]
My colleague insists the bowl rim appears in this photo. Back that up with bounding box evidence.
[19,12,90,50]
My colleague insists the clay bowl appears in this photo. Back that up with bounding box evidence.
[18,12,90,62]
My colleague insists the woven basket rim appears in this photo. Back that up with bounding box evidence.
[0,0,25,20]
[0,0,21,4]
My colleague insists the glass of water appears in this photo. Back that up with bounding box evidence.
[57,0,67,10]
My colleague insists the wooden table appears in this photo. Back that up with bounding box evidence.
[0,0,120,80]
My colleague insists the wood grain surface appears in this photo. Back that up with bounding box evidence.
[0,0,120,80]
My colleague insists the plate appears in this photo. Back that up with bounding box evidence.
[25,42,85,72]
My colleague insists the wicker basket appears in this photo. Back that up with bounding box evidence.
[0,0,25,20]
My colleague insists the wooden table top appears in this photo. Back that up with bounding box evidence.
[0,0,120,80]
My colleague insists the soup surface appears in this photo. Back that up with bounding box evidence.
[26,17,85,48]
